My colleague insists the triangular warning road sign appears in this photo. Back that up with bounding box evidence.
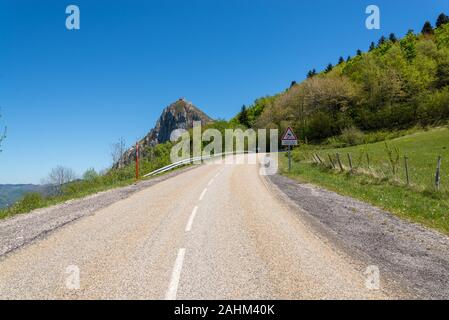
[282,127,298,141]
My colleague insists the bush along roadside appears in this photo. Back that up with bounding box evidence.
[0,142,174,220]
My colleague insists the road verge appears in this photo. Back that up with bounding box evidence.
[263,172,449,299]
[0,166,197,259]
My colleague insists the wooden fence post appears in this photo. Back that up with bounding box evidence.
[404,156,410,186]
[315,154,324,165]
[336,153,344,172]
[347,153,353,172]
[435,156,442,190]
[366,153,370,169]
[328,154,336,169]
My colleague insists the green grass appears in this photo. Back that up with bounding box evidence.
[295,127,449,191]
[0,178,134,220]
[323,125,428,149]
[281,127,449,235]
[0,156,176,220]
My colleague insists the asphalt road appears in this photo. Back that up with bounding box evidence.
[0,157,401,299]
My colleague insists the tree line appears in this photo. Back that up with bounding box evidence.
[237,13,449,143]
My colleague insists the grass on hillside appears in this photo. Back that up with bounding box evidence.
[0,150,175,220]
[280,127,449,235]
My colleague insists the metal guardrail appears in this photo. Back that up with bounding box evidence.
[143,151,254,178]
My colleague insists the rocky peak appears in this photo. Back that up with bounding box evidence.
[144,98,212,146]
[117,99,213,167]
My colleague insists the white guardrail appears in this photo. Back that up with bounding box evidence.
[143,151,255,178]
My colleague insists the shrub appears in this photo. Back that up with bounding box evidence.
[339,126,365,146]
[83,168,99,181]
[14,193,45,214]
[417,88,449,123]
[305,112,334,141]
[384,142,401,175]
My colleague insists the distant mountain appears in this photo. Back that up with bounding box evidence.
[0,184,52,209]
[118,98,213,167]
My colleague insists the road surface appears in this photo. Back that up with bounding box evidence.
[0,157,400,299]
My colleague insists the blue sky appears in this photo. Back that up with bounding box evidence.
[0,0,448,184]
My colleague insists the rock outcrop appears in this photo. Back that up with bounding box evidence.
[118,98,213,167]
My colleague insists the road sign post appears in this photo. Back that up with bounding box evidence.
[281,127,298,173]
[288,145,292,172]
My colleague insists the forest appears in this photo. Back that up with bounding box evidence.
[236,13,449,143]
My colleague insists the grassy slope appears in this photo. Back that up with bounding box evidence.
[0,161,182,220]
[0,179,136,220]
[280,127,449,234]
[316,128,449,189]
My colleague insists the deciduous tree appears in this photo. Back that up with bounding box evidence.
[110,138,126,168]
[46,166,77,194]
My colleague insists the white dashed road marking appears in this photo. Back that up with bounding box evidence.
[166,168,225,300]
[165,248,186,300]
[199,188,207,201]
[185,206,198,232]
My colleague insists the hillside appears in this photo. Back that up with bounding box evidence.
[227,13,449,234]
[283,127,449,234]
[238,14,449,141]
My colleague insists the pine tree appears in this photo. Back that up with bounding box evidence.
[325,63,333,73]
[389,33,397,43]
[421,21,434,35]
[378,36,386,47]
[338,56,345,64]
[307,69,317,78]
[369,42,376,51]
[436,13,449,28]
[238,105,249,127]
[406,29,415,36]
[356,49,362,56]
[346,55,351,62]
[402,30,417,61]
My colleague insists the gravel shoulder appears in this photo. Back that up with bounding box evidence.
[0,166,197,259]
[266,173,449,300]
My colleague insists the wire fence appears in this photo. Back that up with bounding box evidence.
[304,149,446,194]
